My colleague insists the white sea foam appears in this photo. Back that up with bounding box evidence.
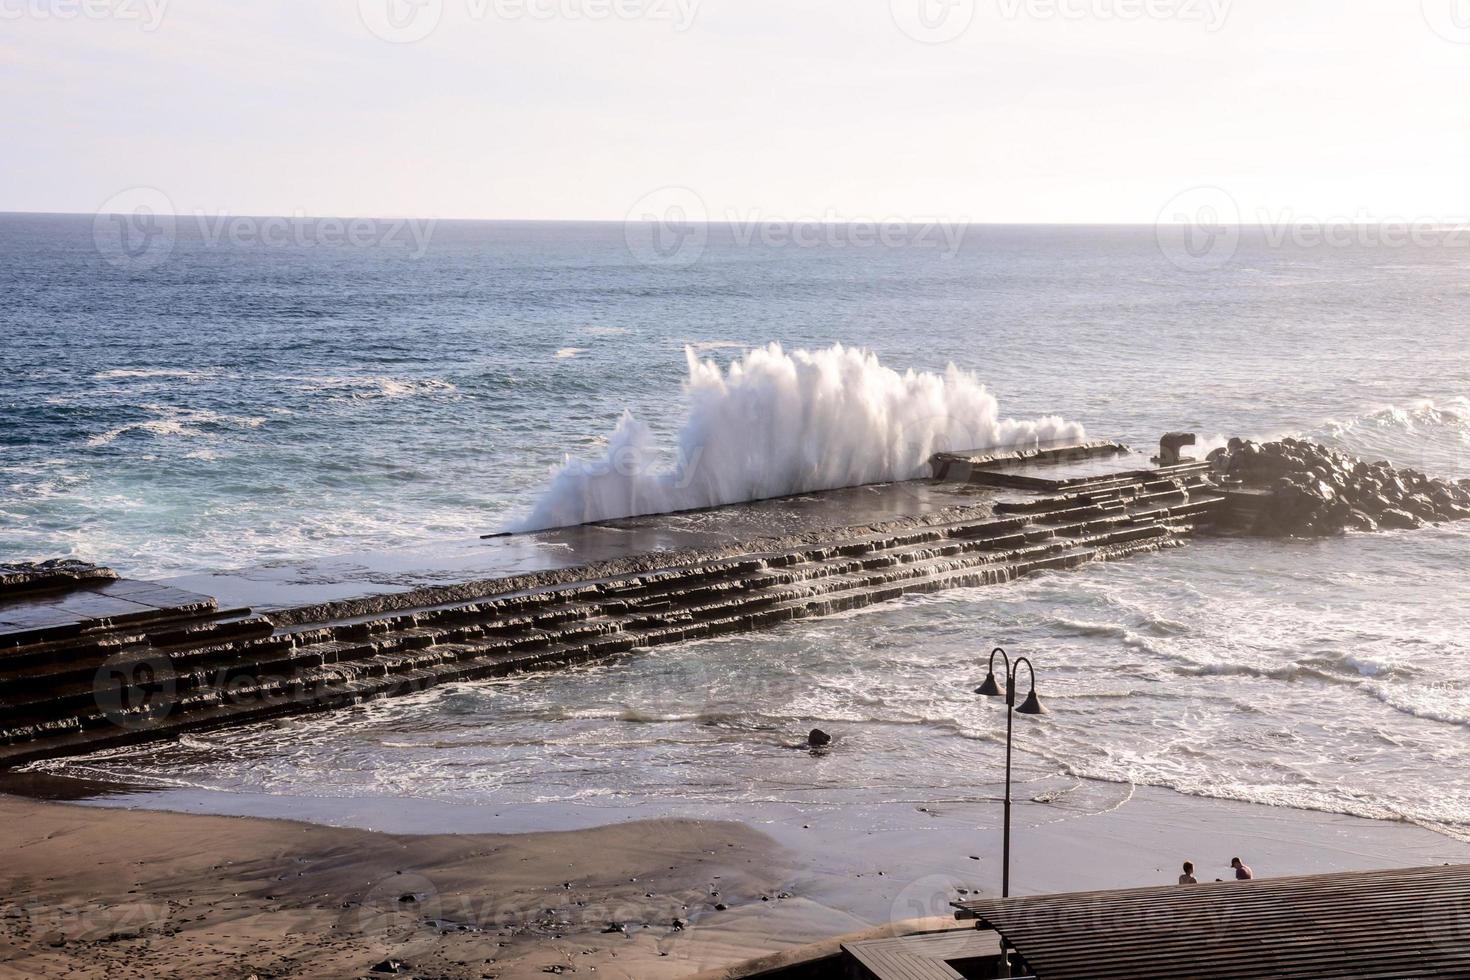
[508,343,1086,531]
[297,375,458,400]
[85,407,267,447]
[1312,397,1470,475]
[92,368,212,381]
[554,347,589,359]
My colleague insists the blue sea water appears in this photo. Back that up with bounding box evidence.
[3,213,1469,840]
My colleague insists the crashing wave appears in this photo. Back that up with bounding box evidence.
[508,343,1085,531]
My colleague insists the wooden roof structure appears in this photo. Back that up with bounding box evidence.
[952,863,1470,980]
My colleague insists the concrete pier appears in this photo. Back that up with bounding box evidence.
[0,442,1222,767]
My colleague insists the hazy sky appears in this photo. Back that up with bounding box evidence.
[4,0,1469,222]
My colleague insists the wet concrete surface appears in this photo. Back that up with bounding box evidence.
[163,480,1001,614]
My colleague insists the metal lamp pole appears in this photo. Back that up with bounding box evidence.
[975,647,1045,899]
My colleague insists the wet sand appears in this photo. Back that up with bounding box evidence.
[0,794,790,980]
[4,783,1468,979]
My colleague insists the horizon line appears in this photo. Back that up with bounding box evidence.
[8,209,1470,228]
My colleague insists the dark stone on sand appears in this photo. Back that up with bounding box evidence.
[672,918,685,930]
[370,959,410,974]
[807,728,831,747]
[602,923,625,934]
[714,903,728,911]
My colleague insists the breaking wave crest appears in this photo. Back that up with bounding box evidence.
[508,343,1085,531]
[1314,397,1470,477]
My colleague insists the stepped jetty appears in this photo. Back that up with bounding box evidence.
[1,436,1460,768]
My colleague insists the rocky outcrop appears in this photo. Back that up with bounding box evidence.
[0,560,118,598]
[1208,438,1470,536]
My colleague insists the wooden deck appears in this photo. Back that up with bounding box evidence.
[841,929,1006,980]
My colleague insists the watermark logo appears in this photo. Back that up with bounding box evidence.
[889,873,976,953]
[350,872,445,955]
[723,210,968,255]
[625,186,710,268]
[890,0,976,44]
[93,187,177,273]
[1422,0,1470,43]
[1155,185,1241,272]
[623,190,970,268]
[0,0,170,30]
[193,212,437,257]
[358,0,699,42]
[1423,887,1470,963]
[94,650,178,729]
[358,0,444,42]
[996,0,1231,30]
[1258,210,1470,250]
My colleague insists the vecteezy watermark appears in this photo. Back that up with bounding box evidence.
[624,188,970,267]
[357,0,444,43]
[358,0,699,43]
[1157,188,1470,271]
[94,190,438,270]
[0,0,169,30]
[889,0,976,44]
[93,187,178,273]
[1422,0,1470,43]
[1423,887,1470,963]
[891,0,1229,42]
[997,0,1231,30]
[723,210,969,255]
[624,186,710,268]
[192,212,437,257]
[1257,210,1470,250]
[1154,185,1242,272]
[93,650,178,729]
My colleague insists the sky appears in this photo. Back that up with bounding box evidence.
[3,0,1469,223]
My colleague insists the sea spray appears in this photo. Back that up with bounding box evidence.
[508,343,1085,530]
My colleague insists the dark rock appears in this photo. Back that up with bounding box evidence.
[602,923,625,934]
[0,559,118,597]
[1211,439,1469,537]
[370,960,410,975]
[1379,508,1423,530]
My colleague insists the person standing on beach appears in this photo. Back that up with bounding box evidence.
[1179,861,1198,885]
[1231,857,1254,880]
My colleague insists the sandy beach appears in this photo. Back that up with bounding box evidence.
[4,780,1468,980]
[0,793,788,980]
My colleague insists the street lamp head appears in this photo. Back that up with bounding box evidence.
[1016,688,1046,715]
[975,672,1003,698]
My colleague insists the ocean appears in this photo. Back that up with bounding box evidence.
[2,212,1468,842]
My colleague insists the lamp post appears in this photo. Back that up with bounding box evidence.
[975,647,1045,899]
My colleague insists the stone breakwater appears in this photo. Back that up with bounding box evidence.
[5,435,1466,768]
[1210,438,1470,536]
[0,454,1220,767]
